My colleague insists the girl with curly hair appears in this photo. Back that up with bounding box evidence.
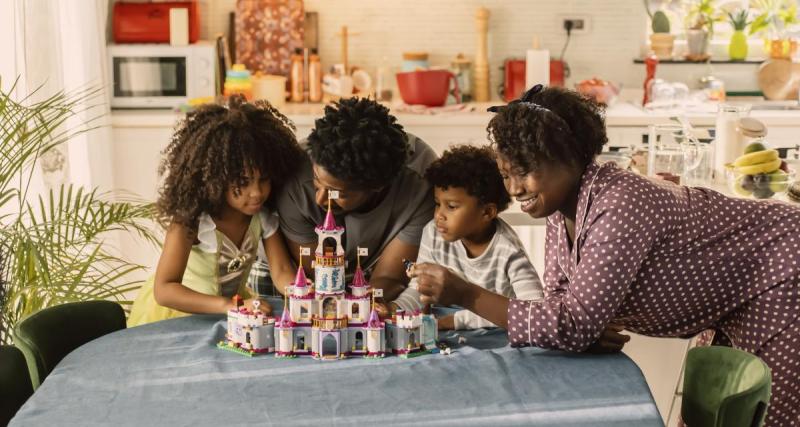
[129,96,303,326]
[413,85,800,425]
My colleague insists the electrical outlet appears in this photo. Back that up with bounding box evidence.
[559,15,591,34]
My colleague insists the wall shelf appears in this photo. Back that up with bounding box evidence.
[633,58,765,64]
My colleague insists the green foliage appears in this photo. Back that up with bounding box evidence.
[685,0,723,36]
[653,10,672,32]
[749,0,799,36]
[0,78,156,344]
[728,9,750,32]
[645,0,674,33]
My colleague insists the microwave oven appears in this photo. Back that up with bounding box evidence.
[108,42,216,109]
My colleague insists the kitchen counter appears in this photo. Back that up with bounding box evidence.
[111,99,800,128]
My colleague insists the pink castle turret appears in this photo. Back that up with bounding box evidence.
[367,309,383,328]
[277,307,293,328]
[316,209,343,232]
[293,267,309,288]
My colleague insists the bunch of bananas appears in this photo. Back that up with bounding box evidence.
[732,148,781,175]
[728,143,792,199]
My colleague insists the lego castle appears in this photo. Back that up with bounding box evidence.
[219,203,437,360]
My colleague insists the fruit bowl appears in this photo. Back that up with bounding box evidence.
[727,168,796,199]
[728,144,796,200]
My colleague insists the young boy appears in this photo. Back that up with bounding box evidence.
[392,145,543,330]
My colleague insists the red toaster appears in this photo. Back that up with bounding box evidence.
[113,1,200,44]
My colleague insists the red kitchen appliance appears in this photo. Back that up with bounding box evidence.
[501,59,569,102]
[396,70,461,107]
[113,1,200,44]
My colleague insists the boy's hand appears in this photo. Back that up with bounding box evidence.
[373,301,399,319]
[243,298,272,315]
[436,314,455,331]
[585,323,630,354]
[411,263,468,307]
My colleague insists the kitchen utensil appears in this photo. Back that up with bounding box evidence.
[113,1,199,44]
[252,74,287,107]
[758,59,800,100]
[648,124,702,184]
[502,59,527,102]
[642,53,658,105]
[575,78,620,105]
[396,70,460,107]
[713,104,750,183]
[474,7,490,102]
[451,53,472,102]
[402,52,429,72]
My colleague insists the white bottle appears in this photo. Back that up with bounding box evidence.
[525,36,550,89]
[713,104,749,183]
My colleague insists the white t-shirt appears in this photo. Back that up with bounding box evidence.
[395,218,544,330]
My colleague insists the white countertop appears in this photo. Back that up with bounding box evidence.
[111,99,800,128]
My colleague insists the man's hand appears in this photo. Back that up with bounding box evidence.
[585,323,630,354]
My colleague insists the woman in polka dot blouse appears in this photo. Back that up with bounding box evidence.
[412,85,800,425]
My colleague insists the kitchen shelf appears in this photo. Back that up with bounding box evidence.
[633,58,765,64]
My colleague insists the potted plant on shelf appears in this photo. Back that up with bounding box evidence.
[728,9,751,60]
[0,80,156,345]
[749,0,798,59]
[646,1,675,59]
[684,0,721,61]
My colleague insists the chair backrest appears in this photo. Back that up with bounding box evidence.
[13,300,126,389]
[0,345,34,426]
[682,346,772,427]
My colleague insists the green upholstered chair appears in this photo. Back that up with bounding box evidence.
[0,345,34,426]
[13,300,126,389]
[681,346,772,427]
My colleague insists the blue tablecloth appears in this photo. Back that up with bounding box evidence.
[11,302,662,426]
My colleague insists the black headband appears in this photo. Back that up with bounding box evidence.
[487,84,549,113]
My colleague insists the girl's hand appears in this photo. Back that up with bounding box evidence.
[412,263,469,307]
[244,298,272,315]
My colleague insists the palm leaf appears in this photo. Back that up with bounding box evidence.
[0,81,155,345]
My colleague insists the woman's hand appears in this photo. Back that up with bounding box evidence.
[585,323,630,354]
[412,263,469,306]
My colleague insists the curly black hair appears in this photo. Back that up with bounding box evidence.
[156,95,303,230]
[425,145,511,212]
[307,97,408,190]
[487,86,607,172]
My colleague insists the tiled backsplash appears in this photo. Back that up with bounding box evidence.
[204,0,649,99]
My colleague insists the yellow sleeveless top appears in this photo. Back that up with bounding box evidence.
[128,212,277,327]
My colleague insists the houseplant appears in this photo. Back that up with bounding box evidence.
[749,0,798,59]
[646,1,676,59]
[0,80,156,344]
[684,0,720,61]
[728,9,751,60]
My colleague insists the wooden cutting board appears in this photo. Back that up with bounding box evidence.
[758,59,800,100]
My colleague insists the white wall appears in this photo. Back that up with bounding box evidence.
[206,0,649,99]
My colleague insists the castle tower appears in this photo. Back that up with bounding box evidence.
[275,307,294,356]
[347,265,371,323]
[365,309,385,356]
[289,266,315,324]
[313,208,346,296]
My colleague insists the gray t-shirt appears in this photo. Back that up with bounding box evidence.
[276,134,437,275]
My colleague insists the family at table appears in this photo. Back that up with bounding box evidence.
[127,85,800,426]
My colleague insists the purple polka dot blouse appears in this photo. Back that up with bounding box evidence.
[507,161,800,355]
